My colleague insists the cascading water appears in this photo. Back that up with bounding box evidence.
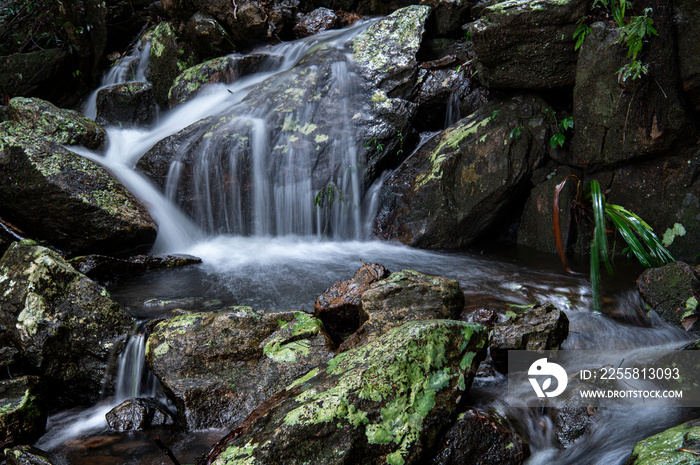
[34,17,699,465]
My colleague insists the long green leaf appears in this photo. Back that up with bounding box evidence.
[605,204,674,266]
[588,180,613,275]
[590,233,601,313]
[606,209,653,267]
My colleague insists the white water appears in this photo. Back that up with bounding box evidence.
[38,18,699,465]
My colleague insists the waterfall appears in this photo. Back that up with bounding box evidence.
[114,328,159,402]
[83,39,151,119]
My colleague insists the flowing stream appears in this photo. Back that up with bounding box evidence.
[34,21,698,465]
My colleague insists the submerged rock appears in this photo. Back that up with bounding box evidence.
[431,409,529,465]
[0,243,133,405]
[146,308,333,429]
[0,376,46,451]
[637,262,700,331]
[96,82,156,127]
[375,95,552,249]
[69,253,201,285]
[340,269,465,351]
[489,303,569,370]
[314,263,391,346]
[6,97,105,149]
[105,397,176,431]
[468,0,588,89]
[206,320,487,465]
[0,128,157,256]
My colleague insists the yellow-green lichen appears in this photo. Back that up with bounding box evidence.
[662,223,686,247]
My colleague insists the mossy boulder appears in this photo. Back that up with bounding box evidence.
[340,269,465,351]
[7,97,105,149]
[0,127,157,256]
[146,308,333,429]
[3,445,60,465]
[168,53,281,107]
[206,319,488,465]
[0,376,46,451]
[430,408,529,465]
[375,95,552,249]
[314,263,391,347]
[0,243,133,405]
[628,418,700,465]
[637,262,700,331]
[96,82,156,127]
[572,15,692,170]
[468,0,590,89]
[145,21,199,107]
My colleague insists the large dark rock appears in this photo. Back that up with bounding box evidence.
[602,152,700,264]
[0,50,69,103]
[294,7,340,38]
[168,53,282,107]
[314,263,391,346]
[105,397,176,431]
[96,82,156,127]
[7,97,105,149]
[69,253,202,285]
[185,11,235,60]
[146,308,333,429]
[420,0,471,37]
[489,303,569,370]
[572,12,693,170]
[0,376,46,451]
[375,95,552,249]
[431,409,530,465]
[673,0,700,110]
[0,243,133,405]
[339,269,465,351]
[205,320,488,465]
[0,125,157,256]
[637,261,700,331]
[517,165,582,254]
[468,0,589,89]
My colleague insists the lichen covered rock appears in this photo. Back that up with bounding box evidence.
[0,376,46,450]
[207,319,488,465]
[7,97,105,149]
[375,95,552,249]
[0,243,133,405]
[146,308,333,429]
[0,127,157,256]
[340,269,465,351]
[3,445,60,465]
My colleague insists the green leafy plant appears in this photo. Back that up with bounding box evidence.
[545,110,574,148]
[553,176,674,313]
[314,183,344,240]
[573,18,591,51]
[365,137,384,152]
[509,125,522,139]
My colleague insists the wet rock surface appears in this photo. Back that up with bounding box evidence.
[637,262,700,331]
[0,243,133,405]
[314,263,391,346]
[489,303,569,370]
[339,269,465,351]
[69,253,202,285]
[0,376,46,451]
[628,418,700,464]
[294,7,340,38]
[375,95,552,249]
[105,397,176,431]
[206,320,488,465]
[3,445,60,465]
[430,408,530,465]
[146,308,333,429]
[96,82,156,127]
[0,128,157,256]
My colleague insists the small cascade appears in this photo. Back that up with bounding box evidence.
[83,40,151,119]
[114,327,160,402]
